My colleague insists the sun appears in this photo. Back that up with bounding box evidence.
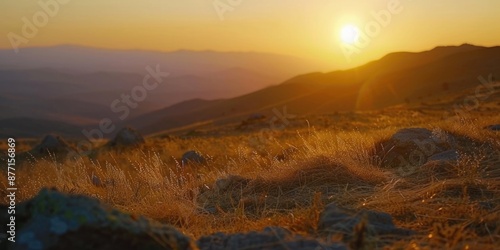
[340,25,360,44]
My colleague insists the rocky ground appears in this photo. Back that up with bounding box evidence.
[0,106,499,249]
[1,188,415,250]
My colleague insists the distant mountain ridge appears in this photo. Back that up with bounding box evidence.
[2,44,499,138]
[129,44,500,135]
[0,45,323,77]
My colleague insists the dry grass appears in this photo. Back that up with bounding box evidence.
[1,108,499,249]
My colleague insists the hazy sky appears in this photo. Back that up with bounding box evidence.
[1,0,499,69]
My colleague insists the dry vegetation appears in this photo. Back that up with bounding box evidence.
[1,105,499,249]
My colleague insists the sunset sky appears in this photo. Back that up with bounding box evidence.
[1,0,499,69]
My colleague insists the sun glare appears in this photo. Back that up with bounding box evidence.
[340,25,359,44]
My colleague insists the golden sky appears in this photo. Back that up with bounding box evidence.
[1,0,499,69]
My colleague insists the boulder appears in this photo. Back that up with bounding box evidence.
[91,172,103,187]
[389,128,434,142]
[181,150,206,165]
[107,127,145,147]
[32,135,73,155]
[418,160,457,182]
[18,134,78,164]
[215,175,251,193]
[373,128,453,168]
[318,203,413,243]
[237,113,268,130]
[427,149,459,163]
[485,124,500,131]
[197,226,347,250]
[0,188,195,250]
[274,146,299,162]
[247,113,267,121]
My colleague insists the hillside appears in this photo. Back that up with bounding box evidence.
[131,44,500,135]
[2,100,499,249]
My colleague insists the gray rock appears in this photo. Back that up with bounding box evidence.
[199,207,217,214]
[215,175,250,192]
[248,113,267,121]
[182,150,206,165]
[17,135,80,165]
[479,201,496,211]
[485,124,500,131]
[374,128,453,168]
[32,135,72,155]
[318,203,413,243]
[108,127,145,147]
[91,172,103,187]
[427,149,459,163]
[197,226,347,250]
[0,188,195,250]
[390,128,434,142]
[12,135,79,166]
[274,146,299,162]
[237,114,268,130]
[419,160,456,181]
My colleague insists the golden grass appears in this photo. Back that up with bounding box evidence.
[1,108,499,249]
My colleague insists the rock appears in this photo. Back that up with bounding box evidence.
[390,128,433,142]
[89,174,115,188]
[374,128,453,168]
[107,127,145,147]
[197,226,347,250]
[91,172,103,187]
[215,175,251,192]
[419,160,456,182]
[427,149,459,163]
[274,146,299,162]
[198,175,251,215]
[32,135,73,155]
[479,201,496,211]
[19,134,78,164]
[237,113,268,130]
[318,203,413,243]
[13,135,77,166]
[0,188,195,250]
[485,124,500,131]
[182,150,206,165]
[247,113,267,121]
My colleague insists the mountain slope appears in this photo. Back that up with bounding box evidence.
[131,44,500,134]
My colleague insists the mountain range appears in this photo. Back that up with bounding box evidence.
[0,45,322,137]
[130,44,500,135]
[1,44,499,138]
